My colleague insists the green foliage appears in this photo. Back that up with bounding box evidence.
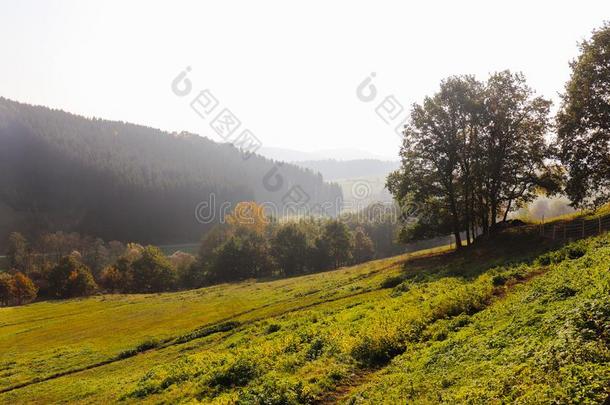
[380,275,404,289]
[174,321,240,345]
[129,245,177,292]
[47,256,97,298]
[211,227,273,282]
[271,223,309,276]
[352,227,375,264]
[341,204,405,258]
[208,356,260,389]
[117,339,162,359]
[536,240,588,265]
[320,220,353,268]
[2,234,609,404]
[265,323,281,334]
[237,376,313,404]
[389,72,557,247]
[350,334,406,367]
[556,22,610,208]
[346,235,610,404]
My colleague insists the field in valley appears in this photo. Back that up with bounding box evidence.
[1,230,609,404]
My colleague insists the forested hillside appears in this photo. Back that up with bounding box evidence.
[0,98,342,248]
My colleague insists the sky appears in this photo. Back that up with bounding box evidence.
[1,1,609,160]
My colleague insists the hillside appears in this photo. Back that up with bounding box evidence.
[1,229,608,403]
[294,160,399,181]
[257,148,394,163]
[0,98,342,248]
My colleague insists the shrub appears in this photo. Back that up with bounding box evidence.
[553,285,578,300]
[265,323,281,334]
[536,254,552,266]
[128,357,203,398]
[380,276,404,289]
[208,356,259,389]
[174,321,239,345]
[117,338,162,359]
[491,274,509,287]
[565,243,587,260]
[350,334,405,367]
[237,376,313,405]
[305,338,325,360]
[536,241,589,266]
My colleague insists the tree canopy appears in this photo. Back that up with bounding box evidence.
[388,71,559,248]
[556,22,610,208]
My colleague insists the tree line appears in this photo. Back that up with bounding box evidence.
[388,23,610,249]
[1,202,403,305]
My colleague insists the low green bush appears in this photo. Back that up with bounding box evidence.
[208,356,259,389]
[265,323,281,334]
[237,376,313,405]
[380,276,404,289]
[350,334,405,367]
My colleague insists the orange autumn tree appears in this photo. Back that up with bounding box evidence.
[12,272,38,305]
[225,201,269,234]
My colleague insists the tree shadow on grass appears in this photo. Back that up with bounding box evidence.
[399,227,569,282]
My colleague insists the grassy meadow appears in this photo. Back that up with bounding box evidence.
[1,231,609,404]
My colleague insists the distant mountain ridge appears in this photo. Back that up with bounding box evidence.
[294,159,399,181]
[258,146,396,162]
[0,98,342,247]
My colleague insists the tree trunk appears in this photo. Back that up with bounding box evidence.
[453,230,462,250]
[502,199,512,222]
[490,198,498,235]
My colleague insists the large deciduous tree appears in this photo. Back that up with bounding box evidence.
[482,71,555,231]
[389,72,556,249]
[352,227,375,264]
[556,22,610,208]
[388,76,483,248]
[48,256,98,298]
[130,246,177,293]
[320,220,353,268]
[270,223,309,276]
[12,272,38,305]
[211,226,273,281]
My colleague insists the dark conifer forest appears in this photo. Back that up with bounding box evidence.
[0,98,342,248]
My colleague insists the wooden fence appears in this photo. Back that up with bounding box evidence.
[537,213,610,241]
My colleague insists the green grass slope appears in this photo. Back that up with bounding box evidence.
[347,236,610,404]
[1,232,609,404]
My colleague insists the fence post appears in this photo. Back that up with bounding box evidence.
[564,225,567,241]
[599,217,602,234]
[582,220,585,238]
[552,225,555,240]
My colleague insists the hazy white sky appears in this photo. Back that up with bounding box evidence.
[1,1,608,159]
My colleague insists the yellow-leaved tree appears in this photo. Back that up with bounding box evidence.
[225,201,268,234]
